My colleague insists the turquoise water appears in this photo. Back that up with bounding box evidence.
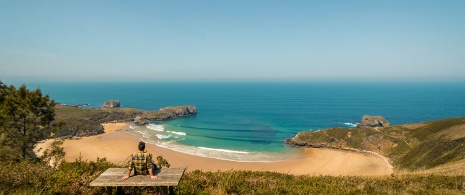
[17,81,465,161]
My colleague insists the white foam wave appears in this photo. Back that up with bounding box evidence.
[156,134,171,139]
[166,131,186,136]
[128,125,295,162]
[129,126,137,130]
[134,130,151,139]
[198,147,249,154]
[154,141,286,162]
[344,122,358,127]
[146,124,164,132]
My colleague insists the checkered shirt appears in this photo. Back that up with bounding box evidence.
[128,151,153,175]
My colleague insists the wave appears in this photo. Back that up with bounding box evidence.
[134,130,152,141]
[343,122,358,128]
[129,126,137,130]
[156,134,171,139]
[187,133,276,144]
[136,122,277,145]
[154,141,288,162]
[168,124,272,133]
[146,124,165,132]
[166,131,186,136]
[128,126,296,162]
[198,147,249,154]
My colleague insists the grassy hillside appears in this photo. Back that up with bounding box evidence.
[289,117,465,171]
[1,159,464,194]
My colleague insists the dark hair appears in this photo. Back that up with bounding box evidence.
[138,141,145,151]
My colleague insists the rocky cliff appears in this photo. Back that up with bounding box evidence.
[102,100,121,108]
[357,115,390,128]
[139,105,197,121]
[53,104,197,137]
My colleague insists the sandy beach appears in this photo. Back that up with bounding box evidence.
[36,122,393,176]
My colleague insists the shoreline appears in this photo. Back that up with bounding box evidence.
[35,122,394,176]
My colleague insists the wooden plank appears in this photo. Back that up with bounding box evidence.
[90,167,186,187]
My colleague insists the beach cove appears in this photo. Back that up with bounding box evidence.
[36,122,393,176]
[28,81,465,158]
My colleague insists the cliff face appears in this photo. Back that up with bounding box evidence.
[140,105,197,121]
[166,105,197,116]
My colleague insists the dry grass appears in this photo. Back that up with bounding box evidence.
[1,158,465,194]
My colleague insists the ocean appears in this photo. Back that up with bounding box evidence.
[17,81,465,161]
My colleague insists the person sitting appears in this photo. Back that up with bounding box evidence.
[121,141,157,180]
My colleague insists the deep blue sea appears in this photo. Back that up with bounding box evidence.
[17,81,465,161]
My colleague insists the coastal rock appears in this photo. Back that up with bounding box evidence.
[134,117,149,126]
[74,126,104,137]
[164,105,197,116]
[286,139,330,148]
[285,131,336,148]
[143,105,197,120]
[357,115,390,128]
[103,100,121,108]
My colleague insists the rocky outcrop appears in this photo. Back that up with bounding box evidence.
[103,100,120,108]
[161,105,197,117]
[286,139,331,148]
[135,105,197,125]
[134,117,149,126]
[357,115,390,128]
[73,126,104,137]
[286,115,391,151]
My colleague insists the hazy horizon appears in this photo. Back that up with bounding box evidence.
[1,1,465,82]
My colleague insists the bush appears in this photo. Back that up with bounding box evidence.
[0,158,115,194]
[177,171,465,195]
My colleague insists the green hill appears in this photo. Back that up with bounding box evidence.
[288,117,465,171]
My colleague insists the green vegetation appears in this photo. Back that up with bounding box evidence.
[0,82,56,161]
[52,105,140,137]
[1,159,464,194]
[291,117,465,170]
[179,170,465,195]
[53,105,196,138]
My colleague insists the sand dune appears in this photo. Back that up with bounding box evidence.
[36,123,393,176]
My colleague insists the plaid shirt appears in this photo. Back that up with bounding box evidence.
[128,151,153,175]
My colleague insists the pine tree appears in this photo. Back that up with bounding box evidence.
[0,82,55,160]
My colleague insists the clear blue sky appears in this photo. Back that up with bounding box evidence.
[1,0,464,82]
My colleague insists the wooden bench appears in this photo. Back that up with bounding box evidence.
[90,167,186,195]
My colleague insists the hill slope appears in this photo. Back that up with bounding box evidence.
[287,117,465,171]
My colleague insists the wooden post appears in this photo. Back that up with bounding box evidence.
[106,186,113,195]
[116,186,123,195]
[162,186,169,194]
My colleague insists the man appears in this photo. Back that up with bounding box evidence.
[121,141,157,180]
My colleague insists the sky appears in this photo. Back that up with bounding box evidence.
[1,0,465,82]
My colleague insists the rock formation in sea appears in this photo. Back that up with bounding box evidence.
[357,115,390,128]
[102,100,121,108]
[134,117,149,126]
[138,105,197,122]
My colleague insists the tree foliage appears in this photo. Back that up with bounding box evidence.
[0,82,56,161]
